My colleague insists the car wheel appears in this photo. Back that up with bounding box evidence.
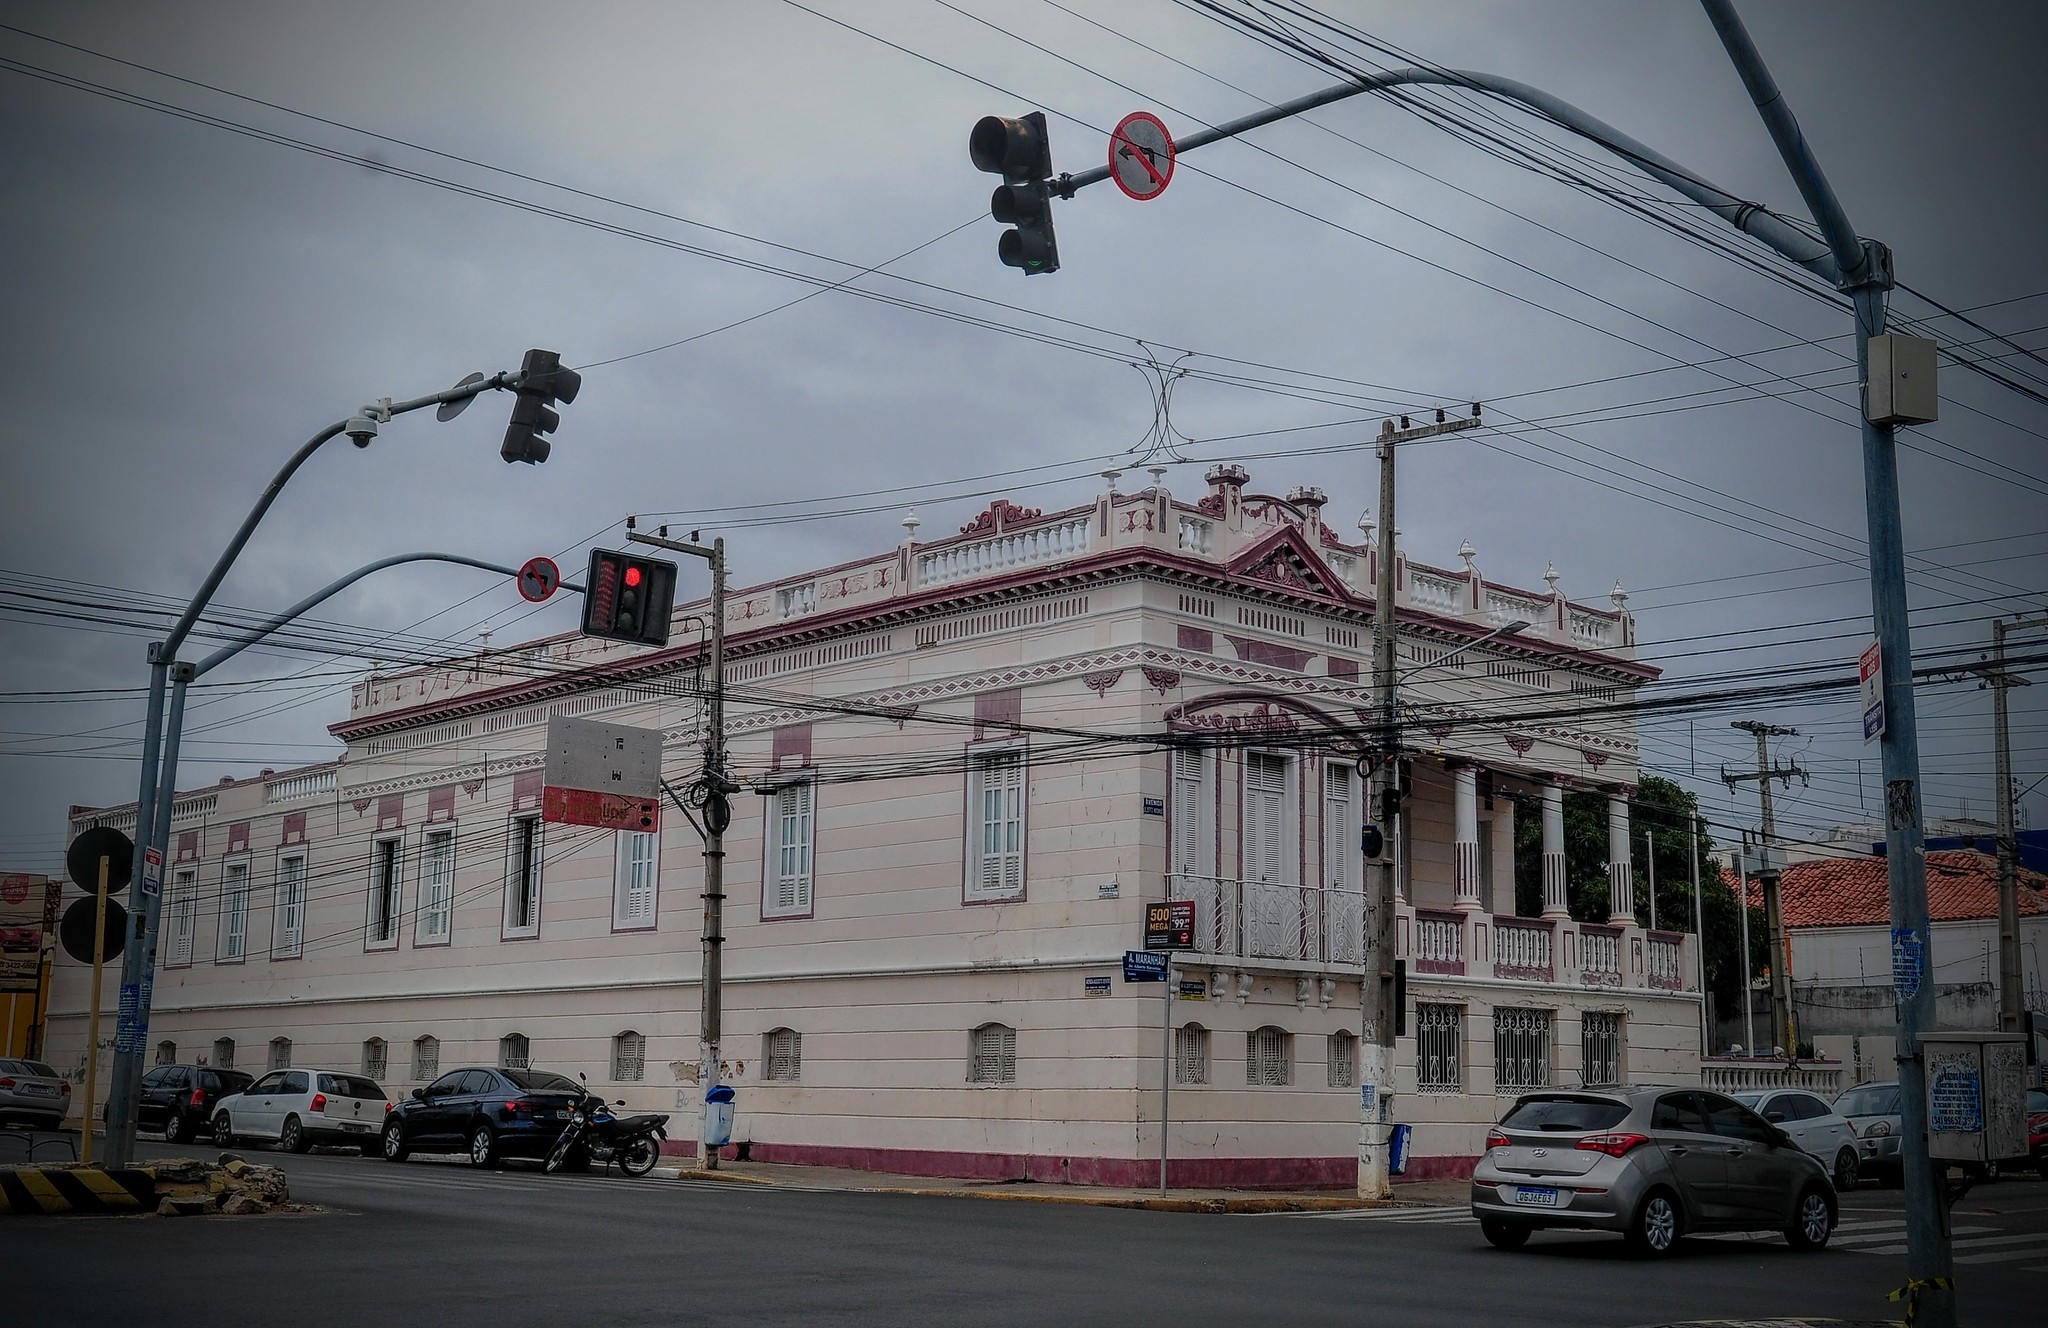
[1784,1185,1834,1251]
[381,1120,410,1163]
[468,1124,499,1168]
[1832,1148,1859,1190]
[212,1113,236,1148]
[279,1114,310,1154]
[1625,1188,1682,1258]
[1479,1218,1531,1251]
[161,1110,186,1145]
[619,1136,659,1178]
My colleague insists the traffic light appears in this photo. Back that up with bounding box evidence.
[970,111,1059,274]
[581,548,677,647]
[501,348,582,464]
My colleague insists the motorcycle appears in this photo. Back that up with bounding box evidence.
[544,1079,667,1177]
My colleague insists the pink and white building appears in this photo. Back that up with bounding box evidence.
[50,465,1702,1185]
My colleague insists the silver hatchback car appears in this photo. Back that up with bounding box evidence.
[1470,1087,1837,1256]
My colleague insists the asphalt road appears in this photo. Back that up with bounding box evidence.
[13,1140,2044,1327]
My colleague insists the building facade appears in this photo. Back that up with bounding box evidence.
[49,465,1702,1185]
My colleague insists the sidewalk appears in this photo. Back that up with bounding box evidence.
[651,1158,1471,1213]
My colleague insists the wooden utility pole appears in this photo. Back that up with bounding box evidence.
[1724,722,1805,1061]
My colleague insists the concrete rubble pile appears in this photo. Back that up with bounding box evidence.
[148,1154,293,1216]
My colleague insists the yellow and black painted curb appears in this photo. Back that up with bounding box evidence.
[0,1166,155,1214]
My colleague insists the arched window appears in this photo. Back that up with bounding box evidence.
[154,1040,177,1067]
[1174,1024,1209,1085]
[1326,1031,1356,1088]
[212,1037,236,1071]
[412,1035,439,1082]
[498,1033,529,1070]
[268,1037,293,1071]
[362,1037,388,1079]
[764,1029,801,1082]
[612,1031,645,1082]
[1246,1026,1290,1086]
[968,1023,1016,1085]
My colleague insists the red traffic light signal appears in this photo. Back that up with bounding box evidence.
[581,548,677,647]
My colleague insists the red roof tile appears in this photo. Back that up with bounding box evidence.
[1736,850,2048,928]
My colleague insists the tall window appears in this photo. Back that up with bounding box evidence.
[217,859,250,962]
[1494,1008,1552,1094]
[765,1028,801,1082]
[412,1035,439,1082]
[1581,1012,1624,1088]
[268,1037,293,1072]
[499,1033,529,1070]
[503,816,542,937]
[966,748,1025,902]
[418,828,455,943]
[1169,747,1212,877]
[612,1031,645,1082]
[1175,1024,1209,1085]
[367,837,402,949]
[213,1037,235,1071]
[969,1023,1016,1084]
[362,1037,388,1079]
[1247,1026,1291,1086]
[1322,763,1355,891]
[1416,1004,1463,1094]
[1244,753,1289,884]
[1327,1031,1357,1088]
[165,866,197,965]
[615,830,659,929]
[155,1040,176,1066]
[273,853,306,958]
[763,781,814,918]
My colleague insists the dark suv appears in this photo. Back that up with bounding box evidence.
[139,1064,254,1145]
[381,1066,583,1168]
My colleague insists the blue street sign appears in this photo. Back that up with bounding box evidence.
[1123,950,1168,982]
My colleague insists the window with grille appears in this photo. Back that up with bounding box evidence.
[1327,1031,1356,1088]
[166,866,197,965]
[412,1035,439,1082]
[1175,1024,1209,1085]
[155,1040,176,1067]
[611,1031,645,1082]
[1323,763,1355,891]
[763,780,814,918]
[765,1028,801,1082]
[966,748,1025,902]
[1581,1012,1624,1088]
[362,1037,388,1079]
[213,1038,235,1072]
[1416,1004,1463,1094]
[219,858,250,961]
[418,829,454,942]
[1493,1008,1552,1094]
[615,829,659,929]
[1170,747,1212,877]
[1244,753,1289,884]
[367,837,402,948]
[1247,1026,1291,1086]
[969,1023,1016,1084]
[268,1037,292,1072]
[274,853,306,958]
[504,816,542,937]
[499,1033,530,1070]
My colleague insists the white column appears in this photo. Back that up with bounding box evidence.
[1606,790,1634,923]
[1541,780,1569,918]
[1453,764,1481,910]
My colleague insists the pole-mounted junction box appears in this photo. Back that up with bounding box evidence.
[1920,1030,2028,1166]
[1864,333,1939,425]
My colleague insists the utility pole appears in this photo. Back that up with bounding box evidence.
[1689,816,1707,1056]
[630,528,729,1169]
[1724,721,1806,1060]
[1644,829,1658,932]
[1969,613,2047,1034]
[1733,848,1757,1056]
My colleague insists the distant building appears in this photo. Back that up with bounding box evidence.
[50,467,1702,1185]
[1,872,60,1059]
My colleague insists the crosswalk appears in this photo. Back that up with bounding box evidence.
[1257,1204,2048,1272]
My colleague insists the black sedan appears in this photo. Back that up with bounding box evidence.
[381,1066,583,1168]
[138,1064,254,1145]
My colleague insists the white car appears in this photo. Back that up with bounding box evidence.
[212,1068,392,1154]
[1732,1088,1861,1188]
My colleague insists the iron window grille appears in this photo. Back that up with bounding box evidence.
[765,1028,802,1082]
[499,1033,530,1070]
[1175,1024,1209,1085]
[212,1038,235,1072]
[412,1035,439,1082]
[1327,1031,1356,1088]
[1493,1008,1551,1095]
[1247,1026,1291,1086]
[969,1023,1016,1084]
[1581,1012,1624,1088]
[1416,1004,1463,1094]
[268,1037,292,1072]
[362,1038,388,1080]
[155,1041,176,1067]
[613,1031,646,1082]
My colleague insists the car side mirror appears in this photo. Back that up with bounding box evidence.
[411,1087,426,1101]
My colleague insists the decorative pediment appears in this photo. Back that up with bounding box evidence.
[1225,526,1349,601]
[959,498,1042,536]
[1163,689,1345,734]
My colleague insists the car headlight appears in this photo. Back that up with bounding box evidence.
[1863,1120,1892,1138]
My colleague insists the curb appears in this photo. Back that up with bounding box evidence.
[668,1168,1398,1212]
[0,1166,155,1215]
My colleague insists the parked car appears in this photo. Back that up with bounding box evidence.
[1731,1088,1861,1188]
[138,1064,254,1144]
[1470,1088,1837,1257]
[212,1069,392,1154]
[0,1058,71,1130]
[2029,1087,2048,1180]
[1834,1080,1903,1187]
[380,1066,583,1168]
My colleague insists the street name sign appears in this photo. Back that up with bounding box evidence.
[1859,640,1885,742]
[1109,111,1175,201]
[1123,950,1169,982]
[1145,899,1195,950]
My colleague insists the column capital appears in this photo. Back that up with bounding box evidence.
[1605,782,1637,801]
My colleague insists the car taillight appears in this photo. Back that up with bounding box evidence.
[1575,1132,1651,1158]
[0,1077,13,1089]
[60,1082,71,1095]
[1485,1129,1511,1152]
[384,1101,394,1113]
[189,1088,206,1107]
[503,1100,528,1115]
[309,1093,328,1113]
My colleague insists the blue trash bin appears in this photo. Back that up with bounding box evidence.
[1388,1122,1413,1176]
[704,1084,736,1149]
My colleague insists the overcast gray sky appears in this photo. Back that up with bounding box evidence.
[4,0,2044,879]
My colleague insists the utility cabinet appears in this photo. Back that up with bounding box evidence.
[1920,1030,2028,1164]
[1865,333,1939,425]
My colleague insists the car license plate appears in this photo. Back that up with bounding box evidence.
[553,1109,571,1120]
[1512,1187,1559,1207]
[20,1084,56,1097]
[340,1121,368,1132]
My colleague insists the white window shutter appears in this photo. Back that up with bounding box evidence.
[1171,748,1207,876]
[969,751,1025,900]
[1323,764,1352,891]
[1246,753,1286,884]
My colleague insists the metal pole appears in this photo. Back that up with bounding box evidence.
[700,537,727,1170]
[1690,816,1706,1055]
[1160,963,1173,1195]
[101,653,165,1167]
[80,856,110,1167]
[1644,829,1658,932]
[1359,420,1399,1200]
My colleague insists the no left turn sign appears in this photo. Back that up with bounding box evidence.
[1109,111,1175,201]
[518,556,562,603]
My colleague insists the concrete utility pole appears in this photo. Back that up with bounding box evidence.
[1970,614,2047,1034]
[1725,721,1805,1060]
